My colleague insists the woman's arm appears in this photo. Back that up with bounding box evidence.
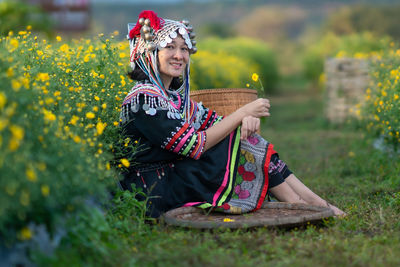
[203,98,270,151]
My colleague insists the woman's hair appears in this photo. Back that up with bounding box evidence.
[128,64,183,90]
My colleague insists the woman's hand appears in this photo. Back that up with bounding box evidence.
[241,116,260,140]
[240,98,270,118]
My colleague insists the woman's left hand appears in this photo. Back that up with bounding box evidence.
[241,116,260,140]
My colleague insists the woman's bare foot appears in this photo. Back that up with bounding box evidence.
[327,203,347,217]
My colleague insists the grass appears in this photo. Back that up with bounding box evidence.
[46,90,400,266]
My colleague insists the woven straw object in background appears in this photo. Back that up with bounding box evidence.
[190,88,258,116]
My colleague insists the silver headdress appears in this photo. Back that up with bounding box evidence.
[127,10,196,121]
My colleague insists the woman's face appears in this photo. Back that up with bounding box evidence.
[158,35,189,82]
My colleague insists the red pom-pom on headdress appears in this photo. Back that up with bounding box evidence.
[129,10,163,39]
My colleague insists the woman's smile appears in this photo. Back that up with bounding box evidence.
[158,35,189,89]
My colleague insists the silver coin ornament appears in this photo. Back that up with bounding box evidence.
[191,40,197,46]
[194,122,200,130]
[139,18,145,25]
[160,40,167,48]
[191,47,197,54]
[175,113,181,119]
[131,104,139,113]
[144,18,151,26]
[167,111,172,119]
[142,103,149,111]
[142,25,150,33]
[182,20,190,26]
[165,36,172,43]
[189,32,196,39]
[170,31,177,39]
[147,42,156,51]
[147,108,156,116]
[144,33,152,41]
[187,25,193,32]
[179,27,186,35]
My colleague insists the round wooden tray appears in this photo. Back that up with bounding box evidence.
[162,202,334,229]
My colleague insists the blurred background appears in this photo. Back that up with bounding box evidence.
[2,0,400,94]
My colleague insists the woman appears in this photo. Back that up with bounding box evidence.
[119,10,345,218]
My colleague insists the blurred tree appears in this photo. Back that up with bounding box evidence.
[325,5,400,40]
[199,23,236,38]
[236,5,307,43]
[0,0,53,36]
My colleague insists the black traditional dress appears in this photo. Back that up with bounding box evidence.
[119,83,276,218]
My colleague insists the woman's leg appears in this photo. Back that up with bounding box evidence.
[269,181,308,204]
[284,174,346,216]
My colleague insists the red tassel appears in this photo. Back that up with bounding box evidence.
[129,10,164,39]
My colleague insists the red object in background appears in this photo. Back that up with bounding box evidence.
[28,0,90,31]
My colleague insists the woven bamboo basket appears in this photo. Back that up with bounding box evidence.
[190,88,258,116]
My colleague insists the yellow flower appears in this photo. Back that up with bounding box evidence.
[101,103,107,109]
[6,67,13,77]
[113,121,119,126]
[94,95,100,101]
[9,124,24,151]
[56,36,62,42]
[69,115,79,125]
[252,73,259,82]
[11,80,22,91]
[73,135,81,143]
[26,166,37,182]
[19,227,32,240]
[120,158,130,168]
[395,94,399,100]
[10,39,19,48]
[45,97,54,105]
[223,218,235,222]
[41,185,50,197]
[37,72,50,82]
[0,92,6,110]
[43,109,56,121]
[37,50,43,56]
[59,44,69,53]
[348,151,355,157]
[83,54,91,62]
[86,112,95,119]
[96,121,106,135]
[119,52,127,58]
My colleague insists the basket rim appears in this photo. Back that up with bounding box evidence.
[191,88,258,95]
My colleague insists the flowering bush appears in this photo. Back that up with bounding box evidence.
[362,45,400,150]
[190,50,258,91]
[0,29,140,246]
[194,37,279,93]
